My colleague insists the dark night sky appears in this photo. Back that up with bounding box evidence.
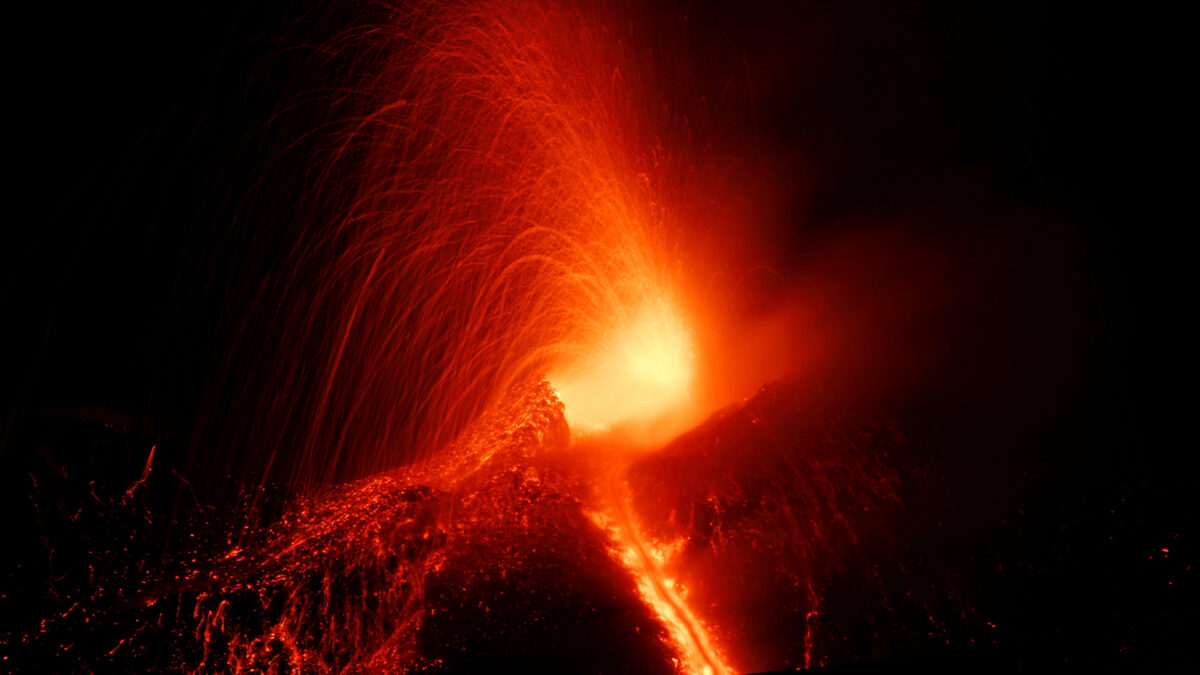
[2,1,1185,469]
[1,3,1192,671]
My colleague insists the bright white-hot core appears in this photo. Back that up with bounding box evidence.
[552,295,695,433]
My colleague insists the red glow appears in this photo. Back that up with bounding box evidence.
[8,2,1004,673]
[9,0,1174,672]
[199,0,750,669]
[588,464,731,675]
[203,0,739,491]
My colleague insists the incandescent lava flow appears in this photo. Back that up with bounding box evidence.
[4,0,1010,673]
[11,374,982,673]
[7,0,1186,670]
[207,379,743,674]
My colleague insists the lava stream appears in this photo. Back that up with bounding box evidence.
[588,461,731,675]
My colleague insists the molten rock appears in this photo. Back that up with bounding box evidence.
[625,377,978,671]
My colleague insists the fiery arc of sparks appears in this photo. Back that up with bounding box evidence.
[208,0,717,489]
[208,0,729,670]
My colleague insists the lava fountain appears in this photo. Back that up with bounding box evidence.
[7,1,952,673]
[197,0,729,670]
[200,0,718,496]
[9,0,1173,672]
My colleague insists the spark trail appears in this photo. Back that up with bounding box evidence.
[204,0,713,494]
[181,1,741,670]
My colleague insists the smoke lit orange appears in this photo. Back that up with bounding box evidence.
[196,2,736,669]
[10,1,1160,673]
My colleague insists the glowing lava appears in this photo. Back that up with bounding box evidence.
[552,293,696,434]
[588,469,731,675]
[198,0,730,490]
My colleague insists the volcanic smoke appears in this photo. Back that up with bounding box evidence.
[8,0,1182,672]
[190,0,751,670]
[8,1,987,673]
[194,0,725,495]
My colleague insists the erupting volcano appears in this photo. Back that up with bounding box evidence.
[4,0,1188,673]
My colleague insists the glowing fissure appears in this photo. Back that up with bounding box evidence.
[179,0,743,669]
[589,470,731,675]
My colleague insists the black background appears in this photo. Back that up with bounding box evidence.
[2,1,1191,670]
[4,1,1183,455]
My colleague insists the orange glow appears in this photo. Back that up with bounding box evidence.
[552,293,695,434]
[213,0,744,484]
[191,0,754,667]
[589,470,732,675]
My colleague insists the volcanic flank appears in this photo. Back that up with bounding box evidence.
[176,380,684,673]
[622,379,978,671]
[19,377,921,674]
[4,0,1184,671]
[10,381,686,673]
[6,372,1188,672]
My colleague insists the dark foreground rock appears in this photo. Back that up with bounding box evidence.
[4,381,673,674]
